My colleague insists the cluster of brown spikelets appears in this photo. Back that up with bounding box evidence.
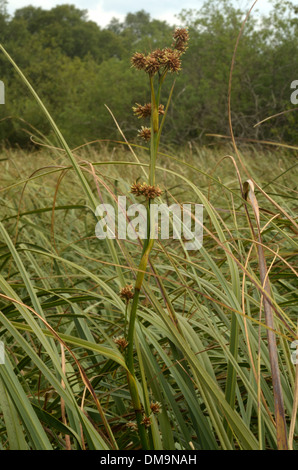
[131,28,189,142]
[133,103,164,142]
[126,402,162,432]
[119,284,134,303]
[137,126,151,141]
[130,181,163,200]
[150,401,162,414]
[113,335,129,350]
[132,102,165,119]
[131,28,189,76]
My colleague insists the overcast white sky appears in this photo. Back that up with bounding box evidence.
[5,0,274,27]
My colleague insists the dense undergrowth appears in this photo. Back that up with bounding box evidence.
[0,142,297,449]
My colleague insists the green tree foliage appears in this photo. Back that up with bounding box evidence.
[0,0,298,147]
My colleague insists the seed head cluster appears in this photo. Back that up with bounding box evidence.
[119,284,134,303]
[113,336,129,350]
[172,28,189,52]
[130,52,147,70]
[126,421,138,432]
[130,182,162,200]
[141,415,151,428]
[131,48,180,75]
[150,401,162,414]
[137,126,151,141]
[131,28,189,77]
[133,102,165,119]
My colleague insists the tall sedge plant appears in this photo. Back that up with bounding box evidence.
[121,28,189,448]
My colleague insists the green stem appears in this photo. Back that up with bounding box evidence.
[125,241,153,450]
[125,72,165,450]
[149,77,160,186]
[126,238,154,373]
[126,371,149,449]
[124,303,128,337]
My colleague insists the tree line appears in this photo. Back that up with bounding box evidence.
[0,0,297,148]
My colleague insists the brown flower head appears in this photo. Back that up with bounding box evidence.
[141,415,151,429]
[150,401,162,414]
[130,182,143,197]
[151,48,166,62]
[144,54,161,76]
[113,336,129,350]
[158,104,165,115]
[133,102,152,119]
[173,28,189,42]
[162,49,181,73]
[130,182,162,200]
[131,29,189,77]
[126,421,138,432]
[119,284,134,303]
[131,52,147,70]
[172,28,189,53]
[141,184,162,200]
[133,103,165,119]
[137,126,151,141]
[150,47,182,73]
